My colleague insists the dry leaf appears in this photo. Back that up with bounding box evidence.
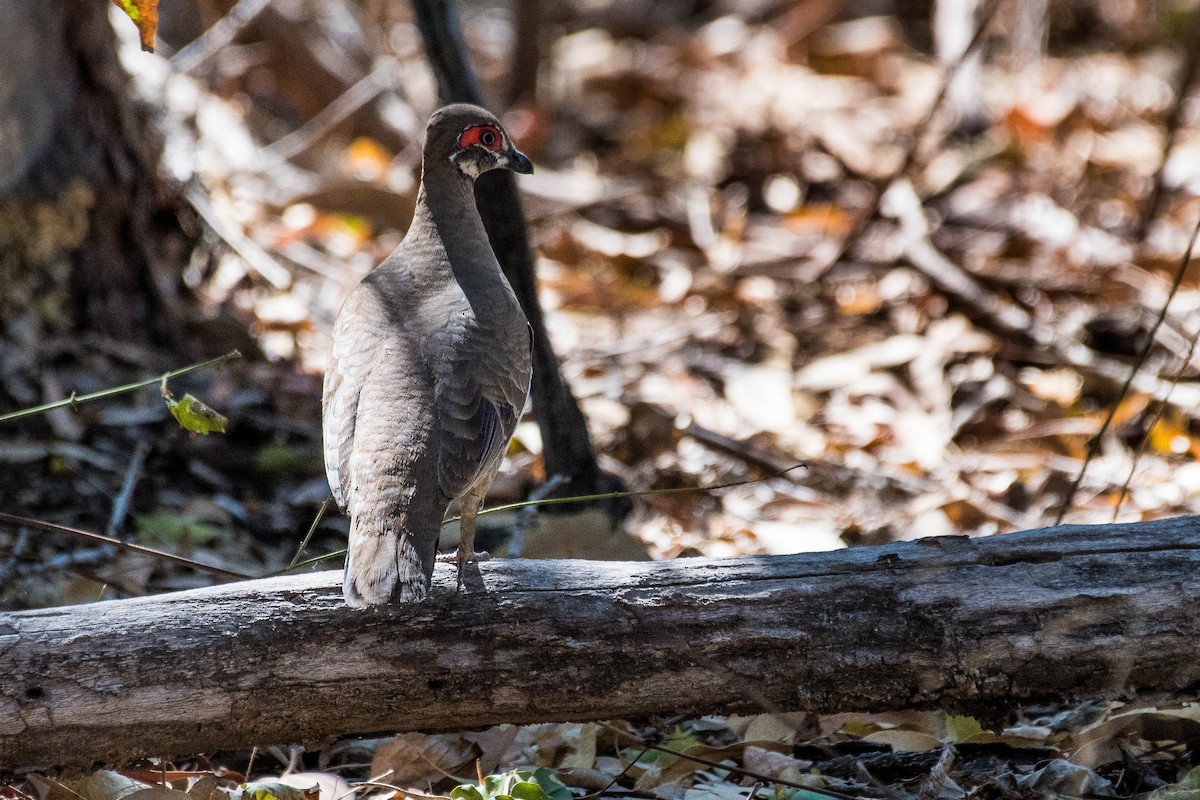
[110,0,158,51]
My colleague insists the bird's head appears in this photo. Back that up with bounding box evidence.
[425,103,533,181]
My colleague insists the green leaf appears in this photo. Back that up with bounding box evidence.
[256,443,309,476]
[239,782,318,800]
[945,715,984,743]
[136,511,225,545]
[508,783,546,800]
[112,0,141,20]
[1179,767,1200,790]
[109,0,158,51]
[560,724,598,770]
[165,392,228,435]
[530,768,573,800]
[481,773,508,799]
[455,769,571,800]
[775,791,835,800]
[772,774,832,800]
[648,728,702,767]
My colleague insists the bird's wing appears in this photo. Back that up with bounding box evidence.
[426,318,532,501]
[326,264,446,605]
[322,270,410,510]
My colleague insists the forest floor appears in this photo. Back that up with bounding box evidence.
[6,1,1200,797]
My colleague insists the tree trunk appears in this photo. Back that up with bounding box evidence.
[409,0,622,510]
[507,0,544,106]
[0,1,188,347]
[5,516,1200,773]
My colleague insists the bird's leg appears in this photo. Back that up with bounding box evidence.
[452,487,490,590]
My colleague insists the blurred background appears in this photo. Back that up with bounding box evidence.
[4,0,1200,608]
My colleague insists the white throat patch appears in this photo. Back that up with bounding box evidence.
[450,150,485,179]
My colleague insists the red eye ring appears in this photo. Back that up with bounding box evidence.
[458,124,504,152]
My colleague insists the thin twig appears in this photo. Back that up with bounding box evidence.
[799,0,1003,282]
[1055,212,1200,524]
[0,512,252,581]
[185,187,292,288]
[106,440,152,539]
[1135,7,1200,244]
[14,546,115,578]
[0,351,241,425]
[887,176,1200,425]
[269,548,345,574]
[263,59,398,164]
[171,0,274,73]
[805,176,1200,413]
[270,464,808,575]
[288,497,331,569]
[245,746,259,785]
[447,463,806,524]
[578,746,652,800]
[0,528,31,586]
[683,424,798,474]
[278,241,362,284]
[1112,318,1200,521]
[47,778,88,800]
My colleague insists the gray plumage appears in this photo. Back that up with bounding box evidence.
[323,104,534,606]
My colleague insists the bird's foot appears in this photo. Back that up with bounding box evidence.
[459,551,490,591]
[438,550,492,564]
[438,550,491,591]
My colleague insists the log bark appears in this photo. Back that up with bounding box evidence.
[5,516,1200,773]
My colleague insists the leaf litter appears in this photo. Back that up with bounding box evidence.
[17,706,1200,800]
[7,0,1200,797]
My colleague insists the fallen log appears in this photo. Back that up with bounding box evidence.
[4,516,1200,773]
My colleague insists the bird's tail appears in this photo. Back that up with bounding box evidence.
[343,512,437,606]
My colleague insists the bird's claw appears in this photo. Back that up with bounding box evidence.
[438,550,491,591]
[437,550,491,563]
[456,550,490,591]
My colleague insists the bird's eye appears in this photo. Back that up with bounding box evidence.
[457,124,505,152]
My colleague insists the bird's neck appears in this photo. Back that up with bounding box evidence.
[409,171,497,280]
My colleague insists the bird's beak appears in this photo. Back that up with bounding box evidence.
[507,148,534,175]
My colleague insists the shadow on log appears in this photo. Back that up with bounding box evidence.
[4,516,1200,773]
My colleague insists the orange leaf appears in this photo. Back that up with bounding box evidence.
[111,0,158,51]
[1110,392,1151,429]
[1148,415,1192,456]
[346,137,392,180]
[783,204,854,236]
[1002,105,1055,145]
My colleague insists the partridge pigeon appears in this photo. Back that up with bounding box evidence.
[323,104,535,606]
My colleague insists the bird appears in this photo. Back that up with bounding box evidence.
[322,103,535,606]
